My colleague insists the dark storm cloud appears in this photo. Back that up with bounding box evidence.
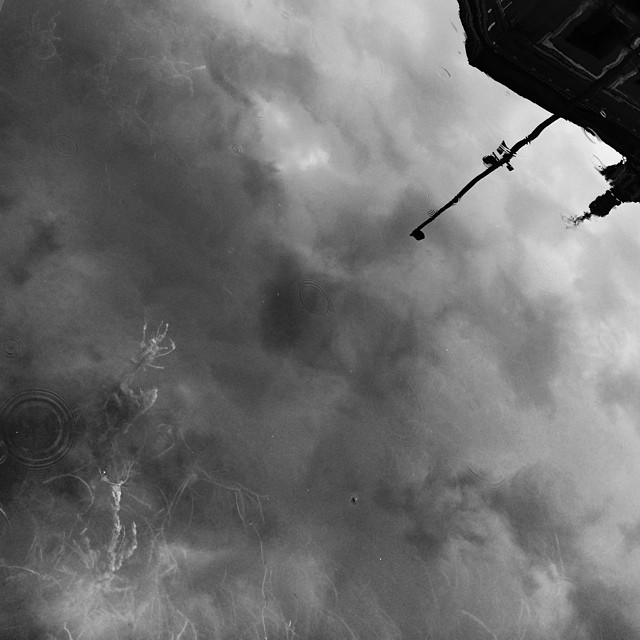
[314,180,434,269]
[259,253,310,352]
[486,461,640,639]
[565,578,640,640]
[489,462,582,569]
[597,366,640,425]
[2,215,61,285]
[619,518,640,553]
[203,26,320,109]
[375,460,492,561]
[452,270,569,411]
[493,287,566,411]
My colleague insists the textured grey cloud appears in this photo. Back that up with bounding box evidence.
[490,462,580,566]
[565,578,640,640]
[597,366,640,423]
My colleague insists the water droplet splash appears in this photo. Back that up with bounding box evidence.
[53,134,78,156]
[1,338,24,358]
[297,280,332,316]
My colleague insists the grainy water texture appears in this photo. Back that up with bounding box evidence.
[0,1,639,639]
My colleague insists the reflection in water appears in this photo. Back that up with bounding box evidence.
[0,0,627,638]
[582,127,600,143]
[1,337,24,358]
[0,389,83,469]
[298,279,333,316]
[53,133,79,156]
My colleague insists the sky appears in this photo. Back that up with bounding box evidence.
[1,0,640,639]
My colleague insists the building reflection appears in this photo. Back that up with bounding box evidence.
[458,0,640,222]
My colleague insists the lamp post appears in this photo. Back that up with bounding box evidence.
[410,35,640,240]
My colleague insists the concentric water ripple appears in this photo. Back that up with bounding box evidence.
[1,337,24,358]
[297,280,332,316]
[0,389,84,468]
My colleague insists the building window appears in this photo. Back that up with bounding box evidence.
[620,72,640,106]
[565,8,631,59]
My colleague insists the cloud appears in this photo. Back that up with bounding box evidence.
[565,577,640,640]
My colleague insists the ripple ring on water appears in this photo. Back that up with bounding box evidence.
[53,134,79,156]
[297,280,332,316]
[0,389,84,468]
[1,338,24,358]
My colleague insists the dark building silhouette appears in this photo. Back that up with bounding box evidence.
[457,0,640,222]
